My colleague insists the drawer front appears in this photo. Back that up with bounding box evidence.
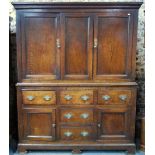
[98,90,132,105]
[60,109,94,124]
[60,90,94,104]
[60,126,95,141]
[22,91,56,105]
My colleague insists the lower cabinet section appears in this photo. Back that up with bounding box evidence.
[23,108,56,141]
[97,108,131,141]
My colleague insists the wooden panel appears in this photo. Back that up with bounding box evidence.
[97,108,129,140]
[22,13,60,80]
[23,109,55,141]
[94,12,133,80]
[98,89,132,105]
[22,91,56,105]
[60,90,94,104]
[60,126,96,141]
[61,13,93,80]
[60,108,94,124]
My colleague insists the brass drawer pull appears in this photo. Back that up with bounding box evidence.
[43,95,52,101]
[64,95,72,101]
[81,95,90,101]
[27,95,35,101]
[80,131,89,137]
[64,131,72,137]
[102,95,111,101]
[64,113,73,119]
[80,113,89,119]
[119,95,127,101]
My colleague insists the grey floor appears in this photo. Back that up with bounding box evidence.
[12,150,145,155]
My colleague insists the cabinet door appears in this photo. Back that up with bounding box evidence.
[60,13,93,80]
[20,13,60,81]
[23,109,56,141]
[97,108,131,141]
[93,11,134,81]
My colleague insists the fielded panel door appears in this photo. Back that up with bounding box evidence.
[20,12,60,81]
[60,13,93,80]
[93,11,134,81]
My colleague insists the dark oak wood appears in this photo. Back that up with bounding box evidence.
[13,2,142,154]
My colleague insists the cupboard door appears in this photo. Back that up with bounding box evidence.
[93,12,134,81]
[23,109,56,141]
[61,13,93,80]
[21,13,60,81]
[97,108,130,141]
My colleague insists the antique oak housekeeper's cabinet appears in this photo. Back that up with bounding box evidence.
[12,2,142,154]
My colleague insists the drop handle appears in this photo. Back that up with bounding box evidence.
[119,95,127,101]
[64,95,72,101]
[80,113,89,119]
[81,95,90,101]
[27,95,35,101]
[43,95,52,101]
[64,113,73,119]
[64,131,72,137]
[80,131,89,137]
[102,95,111,101]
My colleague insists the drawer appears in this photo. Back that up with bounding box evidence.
[60,126,96,141]
[22,91,56,105]
[98,89,132,105]
[60,90,94,104]
[60,109,94,124]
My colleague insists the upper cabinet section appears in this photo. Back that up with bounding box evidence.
[13,2,142,82]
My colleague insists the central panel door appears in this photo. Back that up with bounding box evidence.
[60,13,93,80]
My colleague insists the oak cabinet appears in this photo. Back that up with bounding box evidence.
[13,2,142,154]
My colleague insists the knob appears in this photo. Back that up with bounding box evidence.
[81,95,90,101]
[119,95,127,101]
[80,131,89,137]
[94,38,98,48]
[27,95,35,101]
[64,95,72,101]
[56,39,61,48]
[43,95,52,101]
[102,95,111,101]
[64,113,73,119]
[64,131,72,137]
[52,124,56,128]
[80,113,89,119]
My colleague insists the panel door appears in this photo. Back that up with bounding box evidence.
[93,11,134,81]
[60,13,93,80]
[20,13,60,81]
[97,108,131,141]
[23,109,56,141]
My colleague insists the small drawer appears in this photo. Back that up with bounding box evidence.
[22,91,56,105]
[98,89,132,105]
[60,109,94,124]
[60,90,94,104]
[60,126,95,141]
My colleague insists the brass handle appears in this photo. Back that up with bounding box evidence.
[81,95,90,101]
[27,95,35,101]
[64,95,72,101]
[102,95,111,101]
[52,124,56,128]
[64,131,72,137]
[97,124,101,128]
[64,113,73,119]
[94,38,98,48]
[119,95,127,101]
[80,113,89,119]
[80,131,89,137]
[43,95,52,101]
[56,39,61,48]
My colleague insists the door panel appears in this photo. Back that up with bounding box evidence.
[21,13,60,81]
[94,12,133,80]
[97,108,130,141]
[23,109,56,141]
[61,13,93,80]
